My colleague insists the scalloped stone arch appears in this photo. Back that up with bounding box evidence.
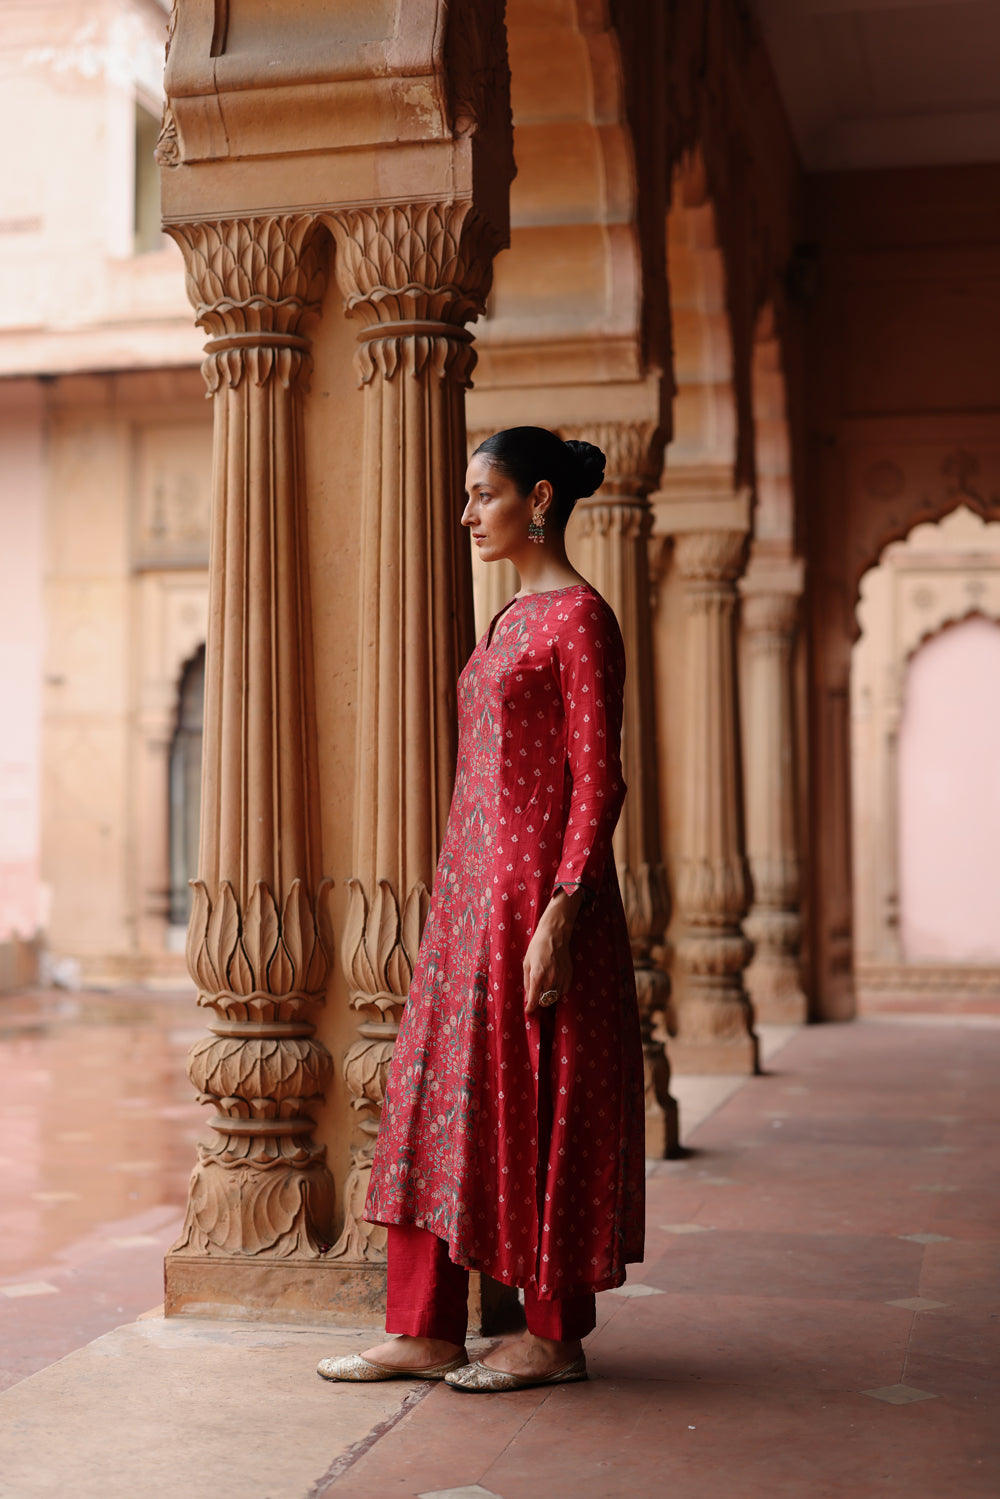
[664,147,738,478]
[906,604,1000,664]
[855,502,1000,638]
[847,449,1000,617]
[852,503,1000,973]
[750,302,793,549]
[474,0,647,381]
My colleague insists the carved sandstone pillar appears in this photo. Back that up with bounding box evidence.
[564,421,679,1155]
[671,529,758,1073]
[324,203,500,1262]
[164,217,336,1301]
[739,562,808,1023]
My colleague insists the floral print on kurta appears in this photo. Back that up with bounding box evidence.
[365,583,645,1298]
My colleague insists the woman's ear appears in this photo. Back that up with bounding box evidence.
[531,478,555,516]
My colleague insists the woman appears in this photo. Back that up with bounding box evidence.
[318,426,645,1393]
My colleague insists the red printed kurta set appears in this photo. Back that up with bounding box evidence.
[366,582,645,1338]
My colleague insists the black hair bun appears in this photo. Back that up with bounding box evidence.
[564,439,606,499]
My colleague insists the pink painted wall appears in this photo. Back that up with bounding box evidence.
[0,389,46,943]
[899,615,1000,961]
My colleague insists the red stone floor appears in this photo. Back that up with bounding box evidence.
[0,987,203,1391]
[319,1018,1000,1499]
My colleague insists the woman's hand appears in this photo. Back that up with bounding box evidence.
[523,887,586,1015]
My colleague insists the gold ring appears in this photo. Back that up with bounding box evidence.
[539,989,559,1007]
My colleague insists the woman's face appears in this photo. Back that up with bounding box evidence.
[462,454,549,562]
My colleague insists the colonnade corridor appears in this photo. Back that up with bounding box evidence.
[1,996,997,1495]
[2,1,1000,1494]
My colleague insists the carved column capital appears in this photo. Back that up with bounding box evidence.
[741,588,800,640]
[560,421,666,498]
[740,556,805,643]
[674,529,748,586]
[562,421,665,547]
[327,201,501,385]
[167,216,328,393]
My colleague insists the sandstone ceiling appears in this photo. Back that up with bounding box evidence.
[750,0,1000,170]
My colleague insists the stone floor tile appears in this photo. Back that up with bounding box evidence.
[905,1306,1000,1367]
[657,1223,713,1234]
[904,1350,1000,1401]
[860,1382,938,1404]
[885,1296,950,1311]
[605,1283,663,1298]
[591,1290,909,1392]
[899,1232,952,1244]
[417,1487,505,1499]
[0,1281,59,1298]
[641,1228,923,1302]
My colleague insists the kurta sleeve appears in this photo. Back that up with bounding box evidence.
[552,598,627,899]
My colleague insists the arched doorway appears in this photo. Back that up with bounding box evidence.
[851,506,1000,1004]
[899,615,1000,961]
[168,645,205,932]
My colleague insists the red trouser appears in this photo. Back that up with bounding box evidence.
[385,1224,597,1345]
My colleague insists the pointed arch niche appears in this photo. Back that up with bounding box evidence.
[852,505,1000,1005]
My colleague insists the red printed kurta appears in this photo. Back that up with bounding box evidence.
[366,582,645,1297]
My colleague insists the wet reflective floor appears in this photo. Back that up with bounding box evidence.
[0,988,205,1391]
